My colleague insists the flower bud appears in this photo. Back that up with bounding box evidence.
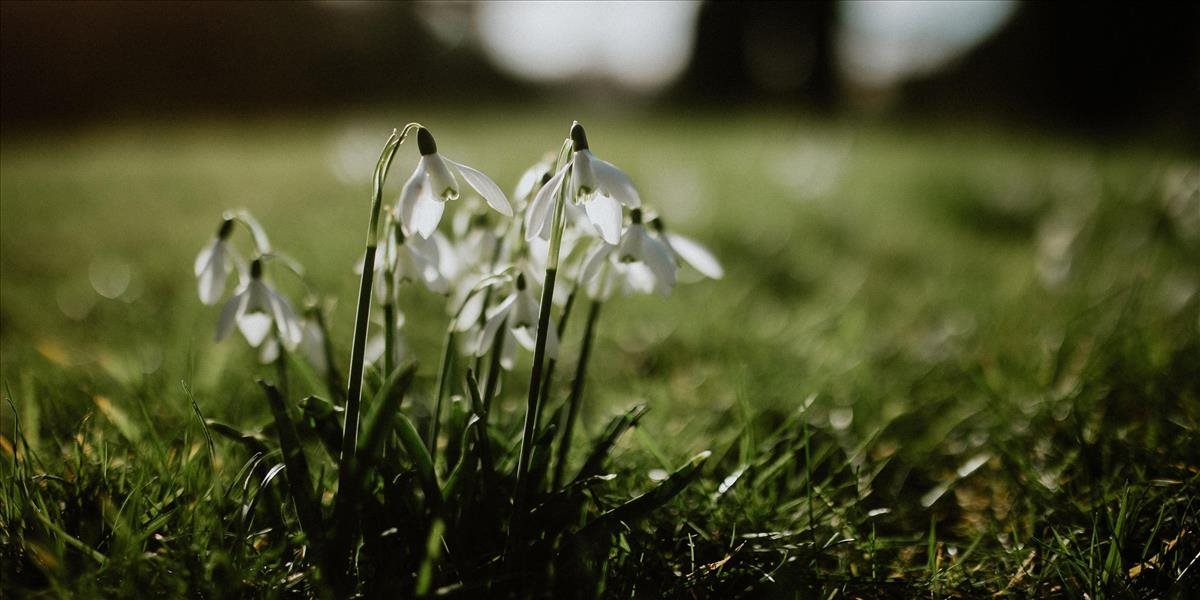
[570,121,589,152]
[417,127,438,156]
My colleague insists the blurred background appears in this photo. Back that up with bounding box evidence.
[2,0,1198,139]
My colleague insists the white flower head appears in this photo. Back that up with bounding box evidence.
[525,122,641,245]
[471,273,558,370]
[581,209,677,298]
[215,259,304,350]
[648,215,724,281]
[194,218,242,305]
[398,127,512,239]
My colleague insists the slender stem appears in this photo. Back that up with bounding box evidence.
[510,183,567,545]
[551,300,601,490]
[332,130,401,588]
[479,324,506,479]
[536,288,577,417]
[429,328,454,455]
[383,303,396,387]
[273,334,289,405]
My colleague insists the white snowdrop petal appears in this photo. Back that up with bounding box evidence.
[269,290,303,349]
[475,296,515,356]
[641,237,678,294]
[526,164,568,241]
[198,259,226,306]
[454,291,486,332]
[584,194,623,245]
[364,334,385,366]
[665,232,724,279]
[398,166,427,236]
[423,155,460,200]
[432,232,462,282]
[512,327,537,351]
[581,244,615,284]
[410,193,446,239]
[259,338,280,364]
[500,330,517,371]
[592,157,641,208]
[447,158,512,217]
[238,313,273,347]
[571,151,597,199]
[195,238,218,276]
[214,292,244,341]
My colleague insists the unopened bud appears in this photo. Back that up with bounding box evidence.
[570,121,589,152]
[417,127,438,156]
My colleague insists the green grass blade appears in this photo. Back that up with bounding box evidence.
[258,380,323,547]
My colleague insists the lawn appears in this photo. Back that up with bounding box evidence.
[2,108,1197,597]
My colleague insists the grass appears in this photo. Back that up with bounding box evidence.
[2,108,1198,597]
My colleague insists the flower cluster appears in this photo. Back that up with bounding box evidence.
[195,122,721,374]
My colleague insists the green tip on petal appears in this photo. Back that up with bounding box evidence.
[630,208,643,224]
[649,216,665,232]
[250,258,264,279]
[417,127,438,156]
[218,218,235,240]
[570,121,589,151]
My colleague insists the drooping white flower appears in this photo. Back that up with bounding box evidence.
[580,209,676,297]
[648,216,724,281]
[357,224,450,298]
[194,218,241,305]
[512,153,556,209]
[526,122,640,245]
[261,310,329,367]
[398,127,512,239]
[471,273,558,370]
[215,259,303,350]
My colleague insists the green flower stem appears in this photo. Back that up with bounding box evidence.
[536,287,578,419]
[383,303,396,387]
[429,327,454,455]
[551,299,601,490]
[273,333,290,405]
[332,129,402,587]
[510,172,568,545]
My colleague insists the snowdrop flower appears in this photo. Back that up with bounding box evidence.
[526,122,641,245]
[580,209,676,297]
[649,216,724,281]
[512,153,556,208]
[194,218,240,305]
[257,314,325,368]
[471,274,558,370]
[357,225,450,297]
[215,259,303,350]
[399,127,512,239]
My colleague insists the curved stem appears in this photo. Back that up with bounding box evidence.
[332,129,401,589]
[510,175,567,545]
